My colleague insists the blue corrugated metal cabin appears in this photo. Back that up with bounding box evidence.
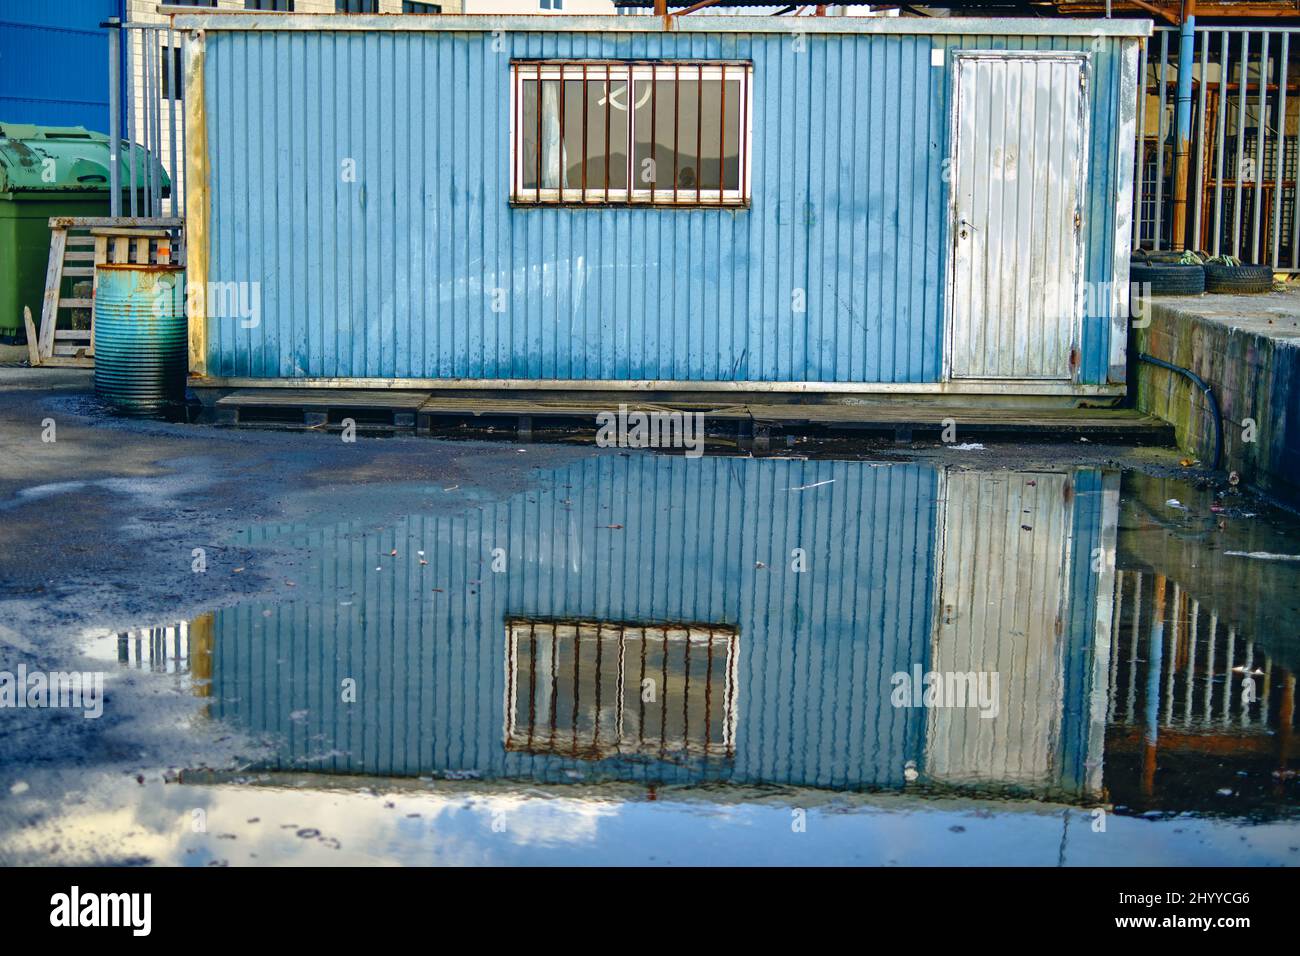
[196,456,1119,800]
[175,12,1148,401]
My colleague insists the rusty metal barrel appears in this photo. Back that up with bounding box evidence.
[93,264,186,416]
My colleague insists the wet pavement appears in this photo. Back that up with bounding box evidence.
[0,375,1297,866]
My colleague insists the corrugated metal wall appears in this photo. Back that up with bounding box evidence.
[0,0,123,131]
[205,456,1111,797]
[200,27,1131,386]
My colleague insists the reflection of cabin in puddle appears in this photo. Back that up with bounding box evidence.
[506,620,738,761]
[149,457,1165,802]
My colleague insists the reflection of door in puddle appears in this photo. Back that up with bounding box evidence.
[926,471,1073,788]
[505,620,739,761]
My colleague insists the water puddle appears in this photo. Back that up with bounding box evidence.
[13,454,1300,864]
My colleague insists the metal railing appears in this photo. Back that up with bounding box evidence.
[115,623,193,675]
[1107,569,1295,733]
[108,20,189,220]
[1136,25,1299,270]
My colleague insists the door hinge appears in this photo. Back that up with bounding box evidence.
[1074,209,1082,231]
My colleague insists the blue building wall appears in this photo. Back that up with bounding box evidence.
[203,456,1112,797]
[0,0,124,132]
[200,25,1134,386]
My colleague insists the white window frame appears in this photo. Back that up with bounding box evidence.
[509,60,754,207]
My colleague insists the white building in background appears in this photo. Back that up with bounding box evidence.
[460,0,614,10]
[123,1,470,214]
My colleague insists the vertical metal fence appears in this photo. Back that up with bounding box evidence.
[109,21,188,220]
[1136,25,1299,271]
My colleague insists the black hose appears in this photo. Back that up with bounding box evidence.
[1137,352,1223,471]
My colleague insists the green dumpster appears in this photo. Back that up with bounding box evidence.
[0,122,169,343]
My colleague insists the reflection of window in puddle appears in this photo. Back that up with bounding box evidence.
[506,620,738,761]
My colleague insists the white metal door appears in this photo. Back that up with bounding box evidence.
[948,52,1089,380]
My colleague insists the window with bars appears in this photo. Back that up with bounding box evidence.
[505,620,739,760]
[511,61,752,207]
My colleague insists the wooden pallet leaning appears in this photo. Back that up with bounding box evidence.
[29,216,184,368]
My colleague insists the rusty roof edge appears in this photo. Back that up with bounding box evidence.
[161,10,1153,38]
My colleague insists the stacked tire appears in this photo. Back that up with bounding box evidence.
[1129,253,1205,296]
[1203,261,1274,294]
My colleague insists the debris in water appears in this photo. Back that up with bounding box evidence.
[9,781,28,795]
[1166,499,1186,510]
[788,479,836,491]
[951,443,985,451]
[1224,551,1300,562]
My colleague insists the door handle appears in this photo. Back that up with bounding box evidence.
[958,217,976,240]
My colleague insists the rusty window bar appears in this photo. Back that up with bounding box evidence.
[535,63,542,204]
[704,628,714,755]
[718,65,726,205]
[682,628,691,748]
[549,625,559,750]
[660,626,669,755]
[559,66,566,198]
[527,622,537,749]
[581,64,588,201]
[649,70,657,195]
[604,72,611,202]
[571,622,580,756]
[593,624,604,752]
[626,62,634,200]
[638,626,647,748]
[695,68,703,204]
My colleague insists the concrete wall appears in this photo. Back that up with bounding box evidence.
[1135,290,1300,503]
